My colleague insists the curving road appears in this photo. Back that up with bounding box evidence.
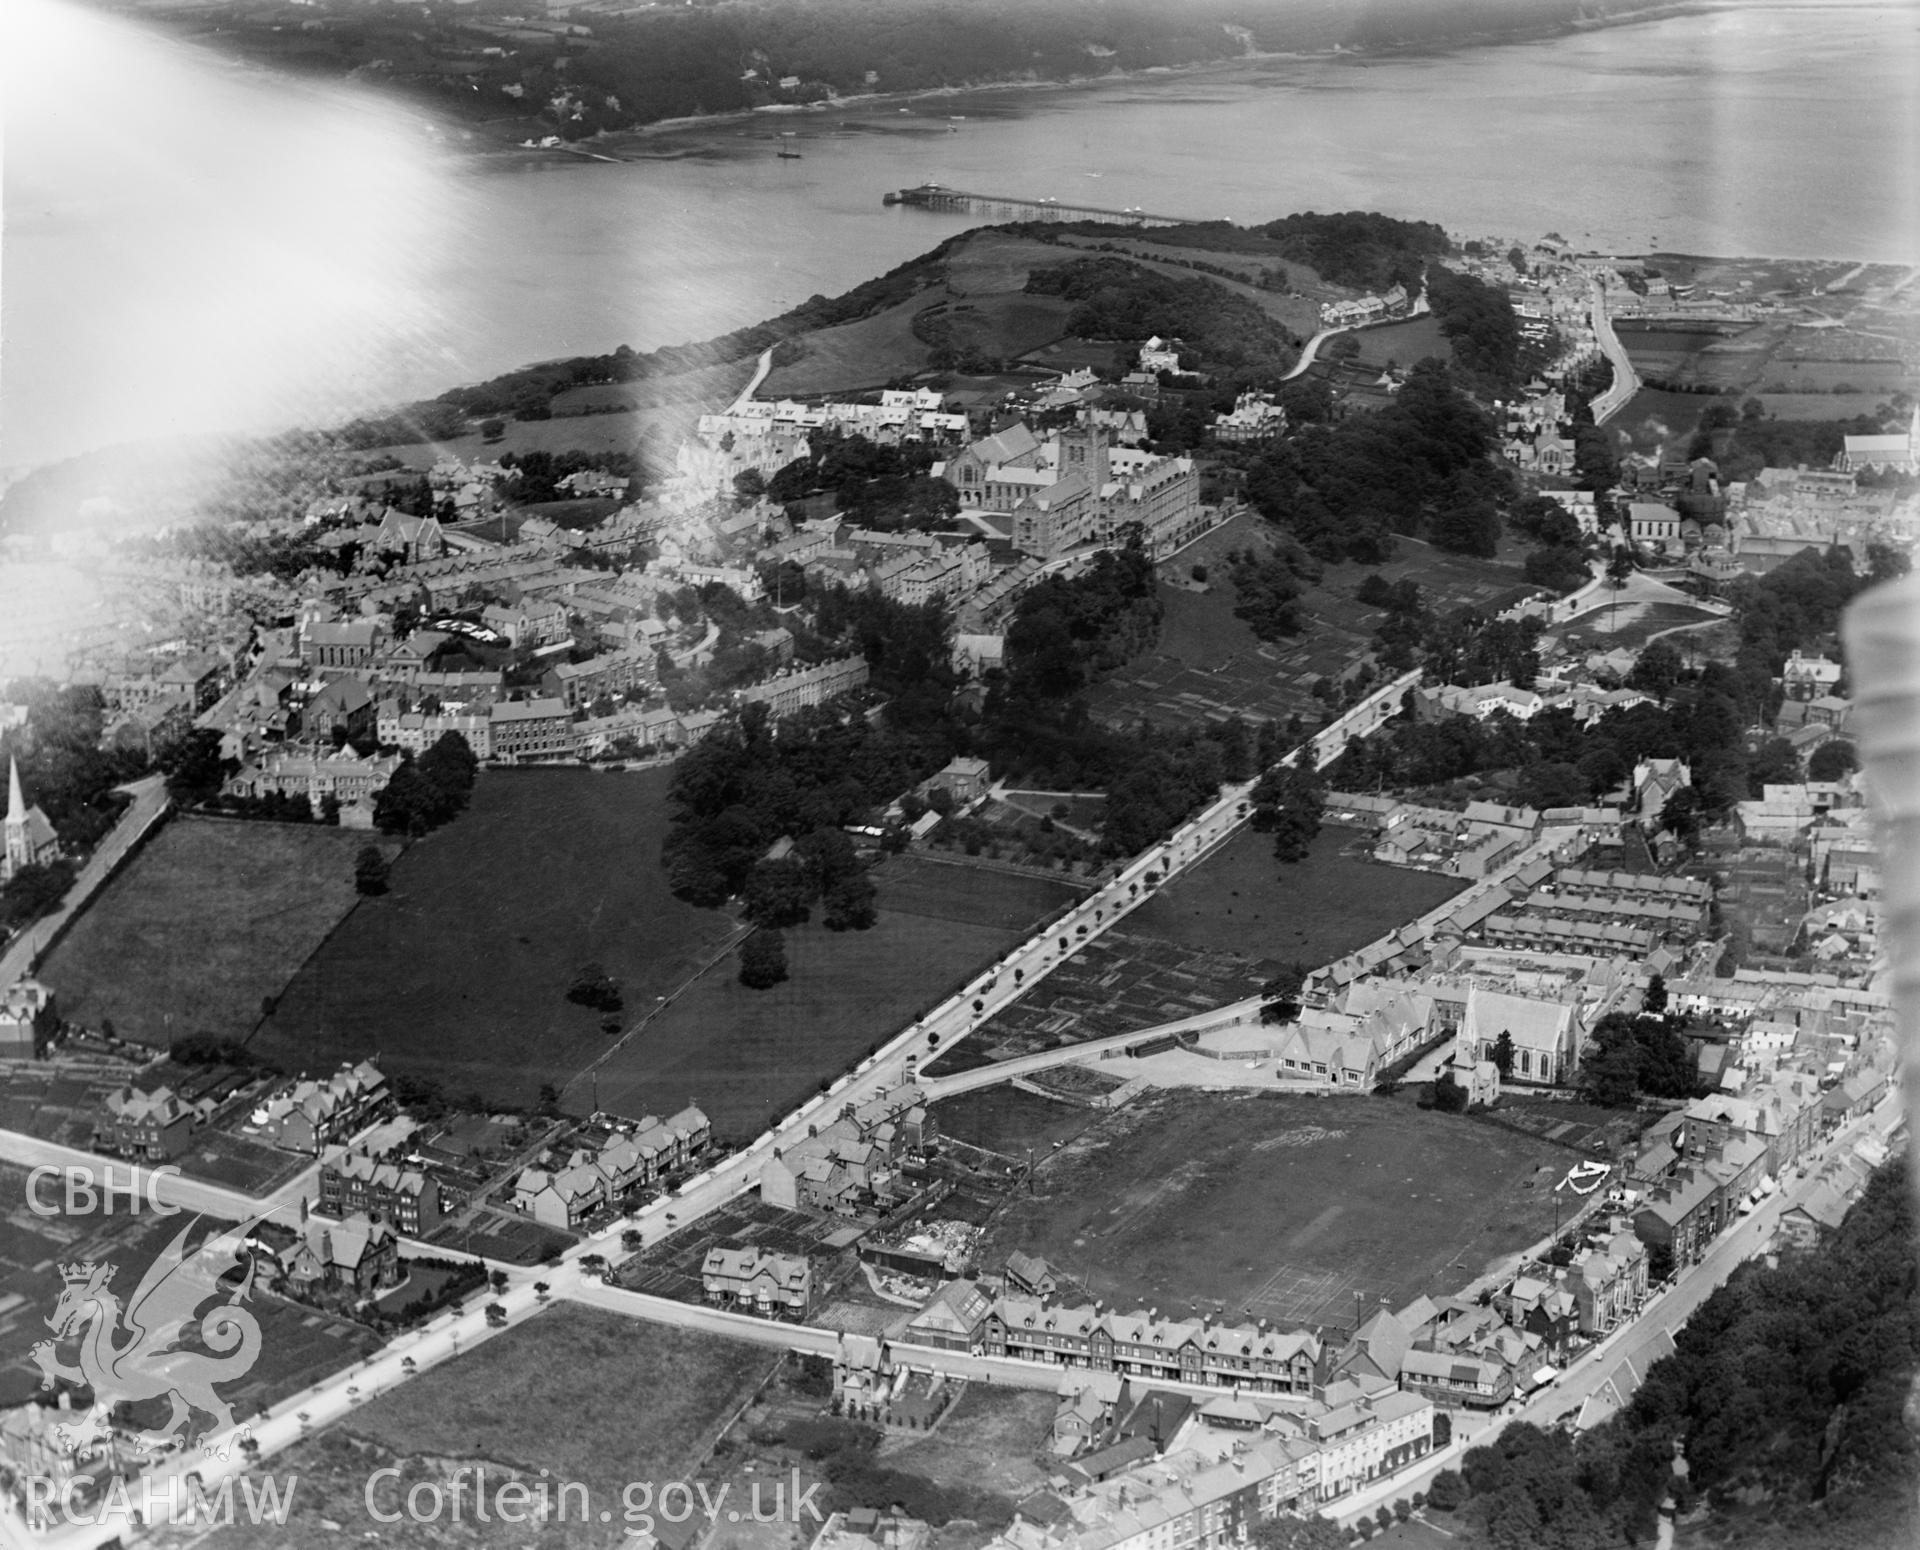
[1283,329,1338,381]
[1587,279,1641,426]
[728,347,777,414]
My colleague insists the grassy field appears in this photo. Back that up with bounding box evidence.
[359,392,716,478]
[340,1307,776,1534]
[762,292,940,398]
[40,818,398,1047]
[945,231,1086,295]
[586,857,1076,1140]
[1349,313,1449,368]
[975,1089,1572,1327]
[762,231,1082,400]
[253,768,739,1109]
[932,1085,1109,1157]
[1554,600,1724,654]
[1127,822,1467,967]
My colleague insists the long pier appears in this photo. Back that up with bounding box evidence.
[884,183,1198,227]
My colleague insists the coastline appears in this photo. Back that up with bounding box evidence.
[463,0,1736,165]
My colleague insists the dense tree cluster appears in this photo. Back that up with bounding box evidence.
[565,962,623,1012]
[1329,654,1762,824]
[738,928,790,991]
[1254,211,1450,294]
[1243,361,1507,562]
[764,430,959,528]
[373,732,478,837]
[1445,1161,1918,1548]
[1729,545,1890,691]
[739,828,877,931]
[335,400,472,451]
[1248,762,1324,862]
[1512,494,1593,596]
[1424,262,1544,390]
[808,587,961,731]
[662,702,946,910]
[1001,543,1164,700]
[976,543,1293,852]
[159,728,237,809]
[1024,257,1300,378]
[1807,740,1858,782]
[1224,545,1316,641]
[0,861,76,933]
[352,845,391,897]
[1576,1010,1702,1106]
[0,681,143,852]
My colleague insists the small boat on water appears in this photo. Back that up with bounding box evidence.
[777,149,803,159]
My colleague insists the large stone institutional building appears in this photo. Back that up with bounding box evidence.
[938,423,1203,561]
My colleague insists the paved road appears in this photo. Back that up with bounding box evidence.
[0,776,169,990]
[1283,329,1337,381]
[0,1128,313,1229]
[728,348,776,414]
[917,996,1263,1099]
[1588,279,1641,426]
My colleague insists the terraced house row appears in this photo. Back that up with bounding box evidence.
[906,1281,1323,1395]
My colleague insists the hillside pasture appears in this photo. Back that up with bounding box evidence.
[761,292,939,397]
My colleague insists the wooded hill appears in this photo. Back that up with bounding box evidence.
[155,1,1670,143]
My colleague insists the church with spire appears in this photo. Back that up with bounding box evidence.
[3,757,61,882]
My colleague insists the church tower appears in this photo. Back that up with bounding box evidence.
[4,757,30,878]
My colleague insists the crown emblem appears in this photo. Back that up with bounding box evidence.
[59,1262,109,1286]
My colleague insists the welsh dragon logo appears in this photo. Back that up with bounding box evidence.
[31,1217,264,1461]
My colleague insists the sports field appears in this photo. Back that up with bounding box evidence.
[584,857,1077,1140]
[40,817,399,1047]
[252,768,740,1108]
[974,1090,1571,1327]
[1127,822,1467,967]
